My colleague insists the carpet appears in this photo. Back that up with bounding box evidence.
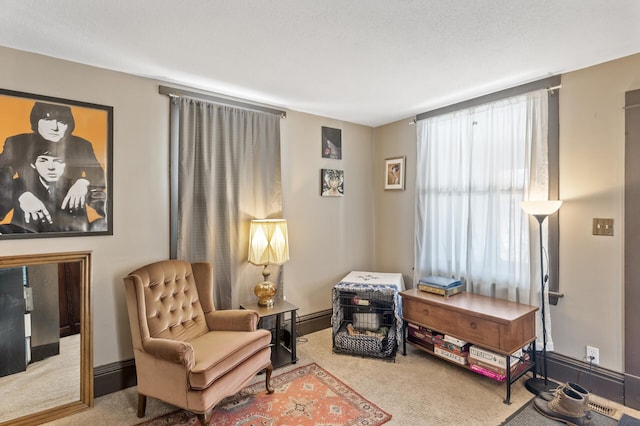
[136,363,391,426]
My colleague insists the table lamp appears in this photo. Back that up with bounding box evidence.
[521,199,562,395]
[248,219,289,307]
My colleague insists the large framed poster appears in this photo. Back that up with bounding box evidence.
[0,88,113,239]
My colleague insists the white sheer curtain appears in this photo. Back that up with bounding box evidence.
[175,97,283,310]
[414,89,552,349]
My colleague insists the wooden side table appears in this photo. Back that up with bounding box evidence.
[241,299,299,368]
[400,289,538,404]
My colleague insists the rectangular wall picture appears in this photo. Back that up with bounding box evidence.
[321,126,342,159]
[321,169,344,197]
[385,156,405,190]
[0,88,113,239]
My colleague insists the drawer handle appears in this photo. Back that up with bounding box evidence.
[422,309,430,316]
[470,321,477,329]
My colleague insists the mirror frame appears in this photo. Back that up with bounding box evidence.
[0,251,93,426]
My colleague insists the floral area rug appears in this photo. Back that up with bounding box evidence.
[136,363,391,426]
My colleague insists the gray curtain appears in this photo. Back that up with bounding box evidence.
[175,97,282,309]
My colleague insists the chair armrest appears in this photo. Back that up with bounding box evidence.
[206,310,259,332]
[142,337,194,368]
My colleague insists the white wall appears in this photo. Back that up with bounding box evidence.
[374,52,640,372]
[553,53,640,370]
[373,118,416,281]
[0,46,376,367]
[281,110,375,314]
[1,46,170,365]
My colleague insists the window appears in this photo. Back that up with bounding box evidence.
[414,77,560,304]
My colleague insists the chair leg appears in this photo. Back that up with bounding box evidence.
[196,413,205,425]
[196,408,213,425]
[137,393,147,418]
[265,363,274,394]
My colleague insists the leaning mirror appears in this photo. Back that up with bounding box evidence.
[0,251,93,425]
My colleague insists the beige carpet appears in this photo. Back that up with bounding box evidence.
[43,328,538,425]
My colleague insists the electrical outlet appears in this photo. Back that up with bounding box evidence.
[586,345,600,365]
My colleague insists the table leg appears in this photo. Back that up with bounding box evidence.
[402,320,407,356]
[275,313,281,350]
[504,354,512,404]
[531,340,537,379]
[290,310,297,363]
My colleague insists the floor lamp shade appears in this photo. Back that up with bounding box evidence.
[521,199,562,396]
[521,200,562,218]
[248,219,289,307]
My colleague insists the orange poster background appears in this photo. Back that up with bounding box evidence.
[0,93,110,225]
[0,94,109,168]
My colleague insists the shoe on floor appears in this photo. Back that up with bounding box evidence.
[533,387,587,426]
[540,382,592,420]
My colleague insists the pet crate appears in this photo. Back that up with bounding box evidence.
[331,271,404,360]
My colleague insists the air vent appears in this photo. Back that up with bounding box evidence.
[589,400,617,418]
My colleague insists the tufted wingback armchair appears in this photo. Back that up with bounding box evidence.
[123,260,273,424]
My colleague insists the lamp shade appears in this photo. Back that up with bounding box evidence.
[521,200,562,217]
[248,219,289,266]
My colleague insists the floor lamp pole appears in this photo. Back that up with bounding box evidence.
[520,200,562,395]
[524,214,559,395]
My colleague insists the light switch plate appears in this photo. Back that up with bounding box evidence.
[593,218,614,236]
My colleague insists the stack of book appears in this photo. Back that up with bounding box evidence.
[407,323,437,351]
[468,345,525,381]
[433,334,470,365]
[417,276,463,297]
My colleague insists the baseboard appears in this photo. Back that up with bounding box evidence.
[544,351,624,405]
[624,373,640,410]
[31,342,60,362]
[93,359,137,397]
[296,309,332,336]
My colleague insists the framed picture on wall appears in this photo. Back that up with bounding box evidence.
[321,126,342,159]
[384,156,405,190]
[321,169,344,197]
[0,88,113,239]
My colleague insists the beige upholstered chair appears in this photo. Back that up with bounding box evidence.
[123,260,273,424]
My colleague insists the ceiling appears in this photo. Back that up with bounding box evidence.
[1,1,639,127]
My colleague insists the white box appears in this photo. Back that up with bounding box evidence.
[469,345,521,369]
[434,346,468,365]
[443,334,468,347]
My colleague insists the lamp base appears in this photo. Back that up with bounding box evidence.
[525,377,560,396]
[254,280,276,308]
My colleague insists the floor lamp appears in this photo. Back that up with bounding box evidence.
[521,200,562,395]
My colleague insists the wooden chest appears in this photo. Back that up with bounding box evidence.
[401,289,537,355]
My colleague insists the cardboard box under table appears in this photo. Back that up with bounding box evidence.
[331,271,405,359]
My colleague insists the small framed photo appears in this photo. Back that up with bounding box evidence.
[321,169,344,197]
[321,126,342,159]
[384,156,405,190]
